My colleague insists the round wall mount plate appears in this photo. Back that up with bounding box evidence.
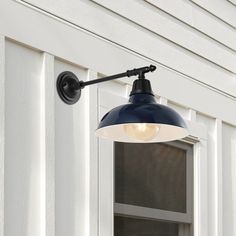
[56,71,81,105]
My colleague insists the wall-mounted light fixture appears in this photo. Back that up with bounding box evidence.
[57,65,188,143]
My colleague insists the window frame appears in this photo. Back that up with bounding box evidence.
[114,141,193,224]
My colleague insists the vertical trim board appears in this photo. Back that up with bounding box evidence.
[194,140,208,236]
[214,119,223,236]
[159,96,168,105]
[84,69,99,236]
[41,53,55,236]
[0,35,5,236]
[231,138,236,236]
[188,109,196,122]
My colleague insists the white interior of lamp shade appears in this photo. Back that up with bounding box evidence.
[95,123,188,143]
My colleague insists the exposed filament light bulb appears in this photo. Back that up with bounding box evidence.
[124,123,160,141]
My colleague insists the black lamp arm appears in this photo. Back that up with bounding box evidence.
[80,65,156,88]
[57,65,156,105]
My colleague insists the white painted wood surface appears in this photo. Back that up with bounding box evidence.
[4,40,42,236]
[41,53,55,236]
[84,69,98,236]
[222,123,236,236]
[214,119,223,236]
[147,0,236,50]
[0,0,235,123]
[54,60,87,236]
[0,1,235,236]
[9,0,236,97]
[191,0,236,28]
[0,35,5,236]
[93,0,236,72]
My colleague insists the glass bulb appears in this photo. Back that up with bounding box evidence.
[124,123,160,141]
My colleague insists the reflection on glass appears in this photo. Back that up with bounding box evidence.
[114,216,178,236]
[115,142,187,213]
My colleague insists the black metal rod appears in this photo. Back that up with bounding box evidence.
[79,65,156,89]
[80,72,128,87]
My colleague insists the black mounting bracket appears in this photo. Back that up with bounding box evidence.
[56,65,156,105]
[57,71,83,105]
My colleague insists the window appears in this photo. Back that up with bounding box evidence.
[114,141,193,236]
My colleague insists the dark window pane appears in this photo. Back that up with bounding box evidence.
[114,216,178,236]
[115,142,188,213]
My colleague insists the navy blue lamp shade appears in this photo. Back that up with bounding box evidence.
[95,78,188,143]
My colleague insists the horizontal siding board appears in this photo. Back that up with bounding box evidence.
[146,0,193,22]
[6,0,236,98]
[146,0,236,51]
[93,0,236,73]
[191,0,236,29]
[227,0,236,6]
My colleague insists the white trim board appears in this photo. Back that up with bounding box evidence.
[0,35,5,236]
[41,53,55,236]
